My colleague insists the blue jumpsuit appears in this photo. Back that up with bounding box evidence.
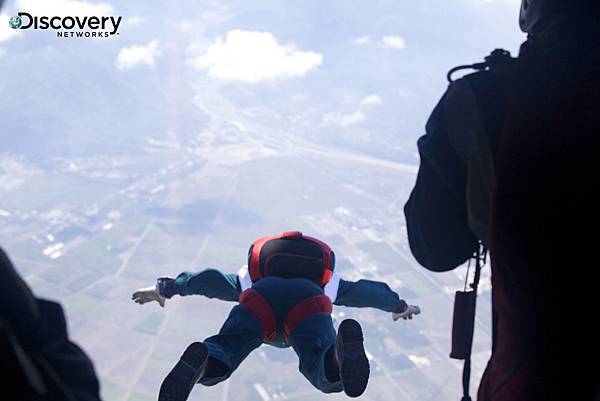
[166,269,407,393]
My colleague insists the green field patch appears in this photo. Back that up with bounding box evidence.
[395,271,439,298]
[58,239,121,275]
[63,293,111,320]
[65,271,103,292]
[127,392,155,401]
[28,277,72,300]
[100,377,127,401]
[133,312,164,336]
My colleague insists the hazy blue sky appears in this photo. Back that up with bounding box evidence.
[1,0,524,162]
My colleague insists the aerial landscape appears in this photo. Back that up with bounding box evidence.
[1,1,523,400]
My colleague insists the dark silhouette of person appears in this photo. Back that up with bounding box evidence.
[0,247,102,401]
[404,1,599,400]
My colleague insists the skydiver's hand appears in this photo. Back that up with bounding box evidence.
[132,285,166,307]
[392,305,421,321]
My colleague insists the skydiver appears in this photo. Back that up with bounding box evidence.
[404,1,600,400]
[132,231,421,400]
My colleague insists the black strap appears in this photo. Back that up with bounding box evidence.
[460,245,487,401]
[447,49,513,83]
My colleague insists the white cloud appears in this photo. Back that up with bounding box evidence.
[360,94,383,107]
[354,34,407,50]
[188,29,323,83]
[115,39,161,70]
[382,35,406,49]
[1,13,21,42]
[353,35,370,45]
[322,111,366,127]
[408,354,431,367]
[322,94,382,127]
[16,0,114,16]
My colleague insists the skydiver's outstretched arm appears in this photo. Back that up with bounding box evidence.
[165,269,241,301]
[334,278,406,313]
[334,278,420,320]
[132,268,242,307]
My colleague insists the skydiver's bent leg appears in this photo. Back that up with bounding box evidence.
[334,319,370,398]
[288,314,344,394]
[159,342,209,401]
[159,305,261,400]
[289,317,370,397]
[200,304,263,386]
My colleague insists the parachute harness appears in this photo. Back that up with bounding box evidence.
[465,246,487,401]
[451,244,487,401]
[465,246,487,292]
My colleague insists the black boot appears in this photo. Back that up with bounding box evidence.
[159,342,208,401]
[335,319,370,397]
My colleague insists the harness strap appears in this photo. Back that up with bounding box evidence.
[239,289,277,342]
[460,245,487,401]
[283,295,332,341]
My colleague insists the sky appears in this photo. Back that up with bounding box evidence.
[1,1,526,400]
[1,0,524,161]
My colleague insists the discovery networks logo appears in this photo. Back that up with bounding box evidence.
[8,12,122,38]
